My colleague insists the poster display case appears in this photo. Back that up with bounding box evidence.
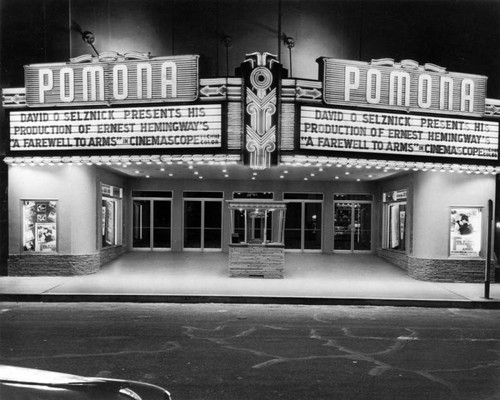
[22,200,57,252]
[450,207,482,257]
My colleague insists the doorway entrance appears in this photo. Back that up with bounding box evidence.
[284,193,323,251]
[183,192,223,251]
[132,196,172,250]
[334,194,372,252]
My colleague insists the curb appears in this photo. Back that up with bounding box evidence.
[1,293,500,309]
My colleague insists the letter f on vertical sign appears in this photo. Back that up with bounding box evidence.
[344,66,360,102]
[39,69,53,103]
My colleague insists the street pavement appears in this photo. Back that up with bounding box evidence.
[1,302,499,400]
[0,253,499,308]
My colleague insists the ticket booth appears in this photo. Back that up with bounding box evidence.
[227,200,287,278]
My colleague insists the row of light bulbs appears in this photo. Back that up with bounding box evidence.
[281,156,499,174]
[4,154,241,167]
[5,154,499,175]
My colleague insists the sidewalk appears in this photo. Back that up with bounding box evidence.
[1,252,499,309]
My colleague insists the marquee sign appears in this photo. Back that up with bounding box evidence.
[300,106,498,160]
[10,104,221,151]
[24,55,199,107]
[319,58,487,117]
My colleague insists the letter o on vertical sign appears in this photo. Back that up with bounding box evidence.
[113,65,128,100]
[60,67,75,102]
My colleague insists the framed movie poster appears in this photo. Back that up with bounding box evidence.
[22,200,57,252]
[449,207,482,257]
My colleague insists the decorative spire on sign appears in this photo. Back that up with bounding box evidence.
[242,52,282,170]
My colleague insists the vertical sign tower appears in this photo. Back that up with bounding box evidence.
[241,52,282,169]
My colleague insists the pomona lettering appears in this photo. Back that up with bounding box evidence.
[321,59,487,116]
[38,61,178,103]
[344,66,475,112]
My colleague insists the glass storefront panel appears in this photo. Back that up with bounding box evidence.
[354,203,372,251]
[183,196,222,250]
[304,202,322,249]
[153,200,172,248]
[334,199,372,252]
[133,199,171,250]
[285,202,302,249]
[285,200,322,251]
[334,203,352,250]
[184,201,202,248]
[133,200,151,248]
[204,201,222,248]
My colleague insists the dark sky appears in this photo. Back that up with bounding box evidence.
[1,0,499,97]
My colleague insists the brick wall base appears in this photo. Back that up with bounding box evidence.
[8,253,100,276]
[7,246,126,276]
[229,244,284,278]
[100,246,127,267]
[378,249,495,283]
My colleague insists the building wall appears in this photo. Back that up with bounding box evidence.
[378,171,496,282]
[8,165,99,275]
[413,172,494,259]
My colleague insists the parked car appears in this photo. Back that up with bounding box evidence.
[0,365,172,400]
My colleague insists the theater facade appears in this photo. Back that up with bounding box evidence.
[2,51,500,282]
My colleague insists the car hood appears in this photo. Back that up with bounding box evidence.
[0,365,108,385]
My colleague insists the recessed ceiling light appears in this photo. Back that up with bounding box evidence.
[335,176,339,179]
[194,171,199,175]
[280,175,284,179]
[345,172,350,175]
[160,168,165,171]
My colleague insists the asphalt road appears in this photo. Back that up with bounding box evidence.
[1,303,499,400]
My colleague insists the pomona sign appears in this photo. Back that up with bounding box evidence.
[24,55,199,107]
[320,58,487,117]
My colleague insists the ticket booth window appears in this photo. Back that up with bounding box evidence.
[228,201,287,245]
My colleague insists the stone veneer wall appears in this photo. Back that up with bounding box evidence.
[377,249,408,272]
[378,248,494,283]
[229,244,284,278]
[8,254,100,276]
[8,246,126,276]
[100,246,127,267]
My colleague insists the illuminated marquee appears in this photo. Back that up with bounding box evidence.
[10,104,221,151]
[300,106,498,160]
[320,58,487,117]
[24,55,199,107]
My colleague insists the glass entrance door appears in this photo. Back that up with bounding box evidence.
[284,200,322,251]
[133,199,171,250]
[183,199,222,250]
[334,201,372,252]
